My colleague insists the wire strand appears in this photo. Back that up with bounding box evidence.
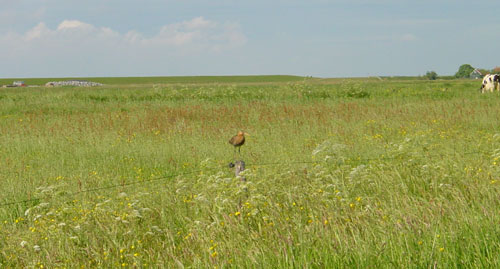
[0,150,489,208]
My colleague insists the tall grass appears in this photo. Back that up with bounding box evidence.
[0,79,499,267]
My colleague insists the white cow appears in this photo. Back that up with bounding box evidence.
[480,74,500,93]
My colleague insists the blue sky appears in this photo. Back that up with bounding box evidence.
[1,0,499,78]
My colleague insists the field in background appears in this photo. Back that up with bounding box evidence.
[0,75,308,87]
[0,74,451,87]
[0,77,499,267]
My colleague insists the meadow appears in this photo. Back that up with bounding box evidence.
[0,77,499,268]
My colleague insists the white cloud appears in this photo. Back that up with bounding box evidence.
[20,20,118,42]
[11,17,245,51]
[183,16,217,30]
[57,20,93,31]
[24,22,50,40]
[0,17,247,77]
[144,17,246,49]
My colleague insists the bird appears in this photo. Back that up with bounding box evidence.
[229,131,248,154]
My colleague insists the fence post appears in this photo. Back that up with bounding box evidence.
[233,160,247,208]
[234,160,246,182]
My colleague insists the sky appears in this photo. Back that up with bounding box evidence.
[0,0,499,78]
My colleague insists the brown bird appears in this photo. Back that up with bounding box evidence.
[229,131,248,154]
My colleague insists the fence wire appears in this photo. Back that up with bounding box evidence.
[0,150,488,208]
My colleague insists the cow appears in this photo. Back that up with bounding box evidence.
[480,74,500,93]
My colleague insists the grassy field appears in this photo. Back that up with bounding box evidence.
[0,75,307,87]
[0,77,499,267]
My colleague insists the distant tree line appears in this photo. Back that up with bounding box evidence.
[454,64,500,78]
[423,64,500,80]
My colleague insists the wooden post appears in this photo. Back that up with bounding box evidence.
[233,160,247,208]
[234,160,246,182]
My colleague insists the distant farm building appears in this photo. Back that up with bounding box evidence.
[45,80,103,87]
[13,81,27,87]
[470,69,482,79]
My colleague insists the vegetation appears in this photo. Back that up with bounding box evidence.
[452,64,499,78]
[0,78,499,267]
[425,71,438,80]
[454,64,475,78]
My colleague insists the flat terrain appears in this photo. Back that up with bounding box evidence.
[0,75,307,87]
[0,77,499,267]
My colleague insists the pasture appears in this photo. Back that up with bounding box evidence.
[0,77,499,267]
